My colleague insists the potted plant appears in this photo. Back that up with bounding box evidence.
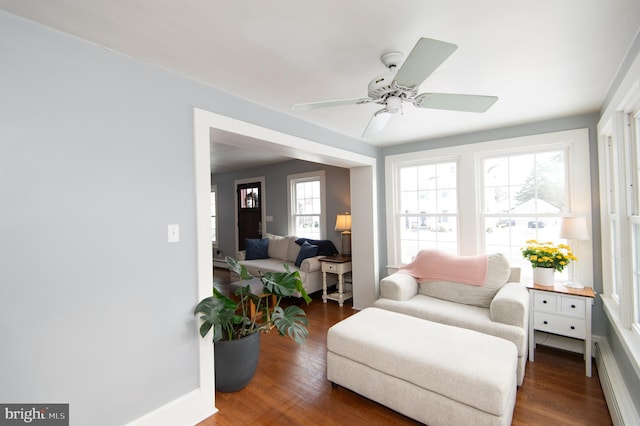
[194,256,311,392]
[521,239,576,286]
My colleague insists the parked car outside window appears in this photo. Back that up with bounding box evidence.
[527,220,545,228]
[495,219,516,228]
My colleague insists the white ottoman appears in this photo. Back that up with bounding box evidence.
[327,308,518,426]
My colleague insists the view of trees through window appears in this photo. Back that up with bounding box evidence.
[484,150,567,270]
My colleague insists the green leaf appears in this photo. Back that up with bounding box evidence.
[198,320,212,338]
[272,305,309,345]
[193,289,239,342]
[261,265,309,303]
[225,256,253,280]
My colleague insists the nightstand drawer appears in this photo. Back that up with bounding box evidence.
[534,312,586,339]
[559,296,586,318]
[323,263,339,273]
[533,292,557,312]
[322,261,351,274]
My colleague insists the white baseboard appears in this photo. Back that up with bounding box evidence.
[595,339,640,426]
[126,388,217,426]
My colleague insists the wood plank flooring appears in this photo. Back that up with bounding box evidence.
[199,268,612,425]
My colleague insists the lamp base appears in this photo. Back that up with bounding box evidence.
[564,281,584,289]
[341,231,351,256]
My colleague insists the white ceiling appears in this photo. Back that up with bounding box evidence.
[210,141,290,174]
[2,0,640,168]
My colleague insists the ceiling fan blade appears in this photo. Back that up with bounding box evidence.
[414,93,498,112]
[393,38,458,89]
[292,97,372,111]
[362,109,393,137]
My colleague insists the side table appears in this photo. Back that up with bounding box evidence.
[320,255,352,307]
[527,282,596,377]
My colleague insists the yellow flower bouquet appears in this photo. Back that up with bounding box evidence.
[521,239,576,272]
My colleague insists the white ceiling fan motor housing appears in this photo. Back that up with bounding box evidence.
[368,51,418,103]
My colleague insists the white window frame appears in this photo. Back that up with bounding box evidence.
[631,111,640,331]
[389,157,461,263]
[287,171,326,239]
[599,85,640,328]
[597,46,640,378]
[478,145,572,273]
[386,129,592,281]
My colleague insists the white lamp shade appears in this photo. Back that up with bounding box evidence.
[335,213,352,232]
[559,217,589,241]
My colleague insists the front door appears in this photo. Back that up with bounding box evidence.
[237,182,262,250]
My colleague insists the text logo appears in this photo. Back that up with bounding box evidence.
[0,404,68,425]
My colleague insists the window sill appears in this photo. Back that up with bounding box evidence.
[601,295,640,378]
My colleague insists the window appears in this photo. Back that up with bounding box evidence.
[631,111,640,329]
[596,45,640,378]
[288,171,326,239]
[210,185,218,245]
[483,150,568,275]
[396,161,458,263]
[600,107,640,335]
[386,129,591,285]
[602,133,621,301]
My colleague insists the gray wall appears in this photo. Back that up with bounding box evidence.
[212,159,350,261]
[0,11,368,425]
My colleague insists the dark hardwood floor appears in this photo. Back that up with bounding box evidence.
[200,268,612,425]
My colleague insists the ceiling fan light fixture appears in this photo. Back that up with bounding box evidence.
[362,109,393,137]
[386,96,402,113]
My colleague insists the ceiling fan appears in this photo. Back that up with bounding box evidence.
[292,37,498,137]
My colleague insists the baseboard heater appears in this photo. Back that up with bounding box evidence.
[594,340,640,426]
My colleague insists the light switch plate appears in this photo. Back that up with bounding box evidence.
[168,224,180,242]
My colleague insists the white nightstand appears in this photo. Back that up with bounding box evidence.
[527,283,596,377]
[320,255,352,307]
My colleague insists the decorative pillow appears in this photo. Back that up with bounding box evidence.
[267,234,289,260]
[418,253,511,308]
[286,236,302,263]
[295,238,338,256]
[245,238,269,260]
[295,241,318,267]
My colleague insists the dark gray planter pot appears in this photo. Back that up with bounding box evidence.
[214,331,260,392]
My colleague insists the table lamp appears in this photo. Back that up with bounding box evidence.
[335,212,352,256]
[559,217,590,288]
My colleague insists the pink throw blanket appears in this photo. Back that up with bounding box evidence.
[399,250,488,286]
